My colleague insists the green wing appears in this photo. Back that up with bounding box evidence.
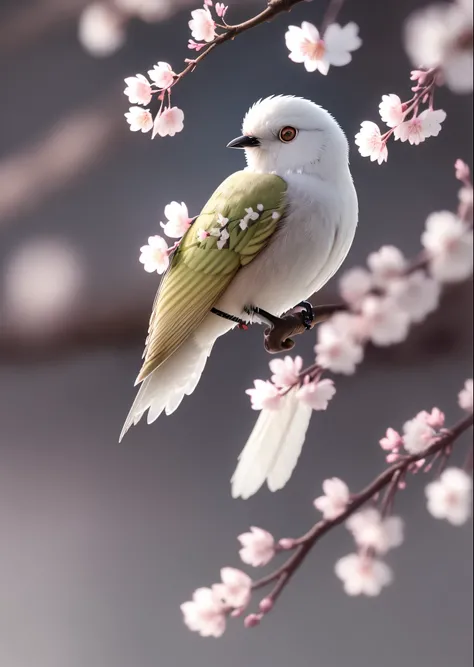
[138,170,287,382]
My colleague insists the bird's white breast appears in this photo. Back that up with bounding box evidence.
[218,170,358,317]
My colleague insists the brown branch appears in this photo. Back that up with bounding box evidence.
[261,303,348,353]
[251,412,473,608]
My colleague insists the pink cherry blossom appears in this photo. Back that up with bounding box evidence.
[296,377,336,411]
[402,415,436,454]
[181,588,226,637]
[315,314,365,374]
[212,568,252,610]
[346,508,404,554]
[139,235,170,274]
[246,380,282,411]
[152,106,185,139]
[355,121,388,164]
[335,553,393,596]
[237,527,275,567]
[259,598,274,614]
[197,229,210,242]
[367,245,407,287]
[455,159,471,183]
[215,3,228,18]
[339,267,373,306]
[379,94,406,128]
[458,379,473,412]
[161,201,192,238]
[425,467,472,525]
[314,477,350,520]
[180,587,226,637]
[285,21,361,75]
[394,109,447,145]
[416,407,445,429]
[244,613,262,628]
[379,427,403,451]
[147,61,175,89]
[268,355,303,388]
[421,211,473,282]
[361,295,410,346]
[387,271,441,324]
[188,39,206,51]
[189,6,216,42]
[278,538,296,550]
[124,74,152,105]
[125,106,153,133]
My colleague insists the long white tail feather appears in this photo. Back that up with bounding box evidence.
[119,339,210,442]
[267,398,312,491]
[231,390,312,499]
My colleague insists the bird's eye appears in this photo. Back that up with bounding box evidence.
[278,126,298,143]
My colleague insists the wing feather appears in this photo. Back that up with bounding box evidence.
[137,171,287,382]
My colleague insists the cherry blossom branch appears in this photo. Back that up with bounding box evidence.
[123,0,356,135]
[175,0,308,82]
[251,412,473,608]
[182,392,473,635]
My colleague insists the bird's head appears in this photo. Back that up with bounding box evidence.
[227,95,349,177]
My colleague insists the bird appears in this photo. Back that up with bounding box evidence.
[120,95,358,497]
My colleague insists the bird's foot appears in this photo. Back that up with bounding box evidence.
[243,305,295,351]
[295,300,314,330]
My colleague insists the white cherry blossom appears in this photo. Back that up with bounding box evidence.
[335,553,393,596]
[285,21,361,75]
[314,477,350,520]
[238,527,275,567]
[355,122,388,164]
[139,235,170,274]
[425,467,472,525]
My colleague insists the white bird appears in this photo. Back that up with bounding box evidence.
[120,95,358,497]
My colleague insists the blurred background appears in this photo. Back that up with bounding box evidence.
[0,1,472,666]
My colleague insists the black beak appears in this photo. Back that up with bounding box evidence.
[226,135,261,149]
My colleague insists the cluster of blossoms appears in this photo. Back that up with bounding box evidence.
[139,202,192,273]
[188,0,228,50]
[124,61,184,138]
[356,0,472,163]
[285,21,362,75]
[182,379,472,636]
[246,356,336,414]
[122,0,362,138]
[314,162,473,375]
[355,72,446,164]
[122,1,229,137]
[404,0,473,95]
[138,201,282,273]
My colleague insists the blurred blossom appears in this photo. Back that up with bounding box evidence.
[3,239,82,332]
[114,0,173,22]
[78,3,125,57]
[404,1,473,94]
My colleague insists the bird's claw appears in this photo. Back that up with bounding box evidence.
[296,300,314,330]
[244,305,295,352]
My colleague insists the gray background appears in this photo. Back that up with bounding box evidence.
[0,1,472,666]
